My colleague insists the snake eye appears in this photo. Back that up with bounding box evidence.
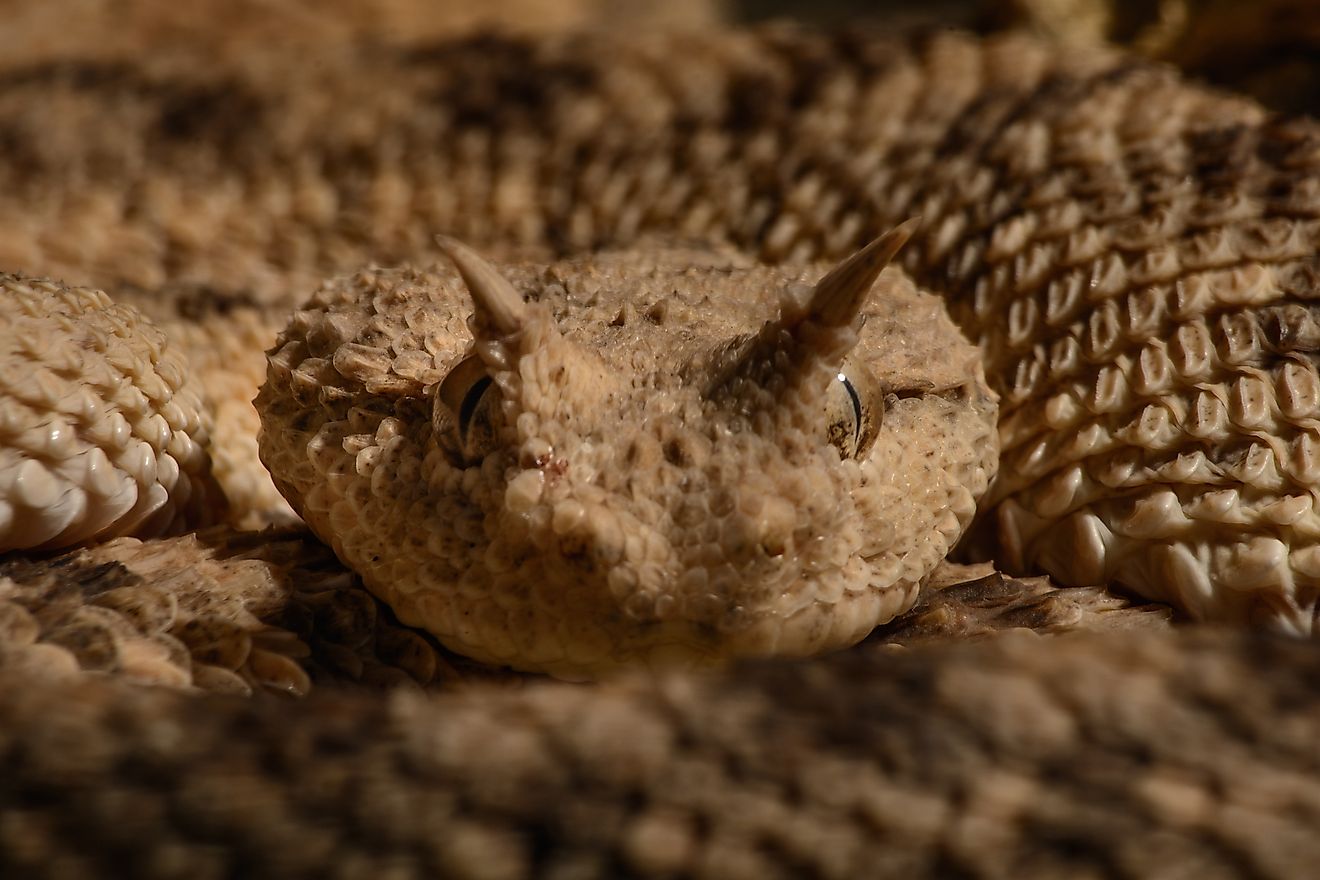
[438,354,501,462]
[825,359,883,460]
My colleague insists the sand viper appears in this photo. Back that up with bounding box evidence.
[2,7,1320,876]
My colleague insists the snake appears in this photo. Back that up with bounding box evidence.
[3,6,1320,875]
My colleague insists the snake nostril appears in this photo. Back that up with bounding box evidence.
[663,438,690,467]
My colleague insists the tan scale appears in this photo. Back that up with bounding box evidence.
[0,275,217,551]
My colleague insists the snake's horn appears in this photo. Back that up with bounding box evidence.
[807,219,918,326]
[435,235,528,334]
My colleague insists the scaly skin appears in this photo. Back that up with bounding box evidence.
[255,245,997,675]
[3,19,1320,875]
[5,28,1317,629]
[3,626,1320,879]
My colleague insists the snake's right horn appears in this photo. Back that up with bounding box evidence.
[435,235,528,335]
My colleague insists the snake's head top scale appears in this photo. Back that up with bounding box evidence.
[259,223,997,677]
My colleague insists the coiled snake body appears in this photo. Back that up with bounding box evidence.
[3,17,1320,877]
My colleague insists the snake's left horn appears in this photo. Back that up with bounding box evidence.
[807,219,918,327]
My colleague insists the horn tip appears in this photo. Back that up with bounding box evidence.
[433,233,469,260]
[893,215,922,239]
[433,233,528,334]
[808,219,920,326]
[862,217,920,266]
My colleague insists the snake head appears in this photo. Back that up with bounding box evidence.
[260,228,997,677]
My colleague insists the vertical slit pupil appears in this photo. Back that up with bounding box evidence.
[840,374,864,445]
[459,375,493,434]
